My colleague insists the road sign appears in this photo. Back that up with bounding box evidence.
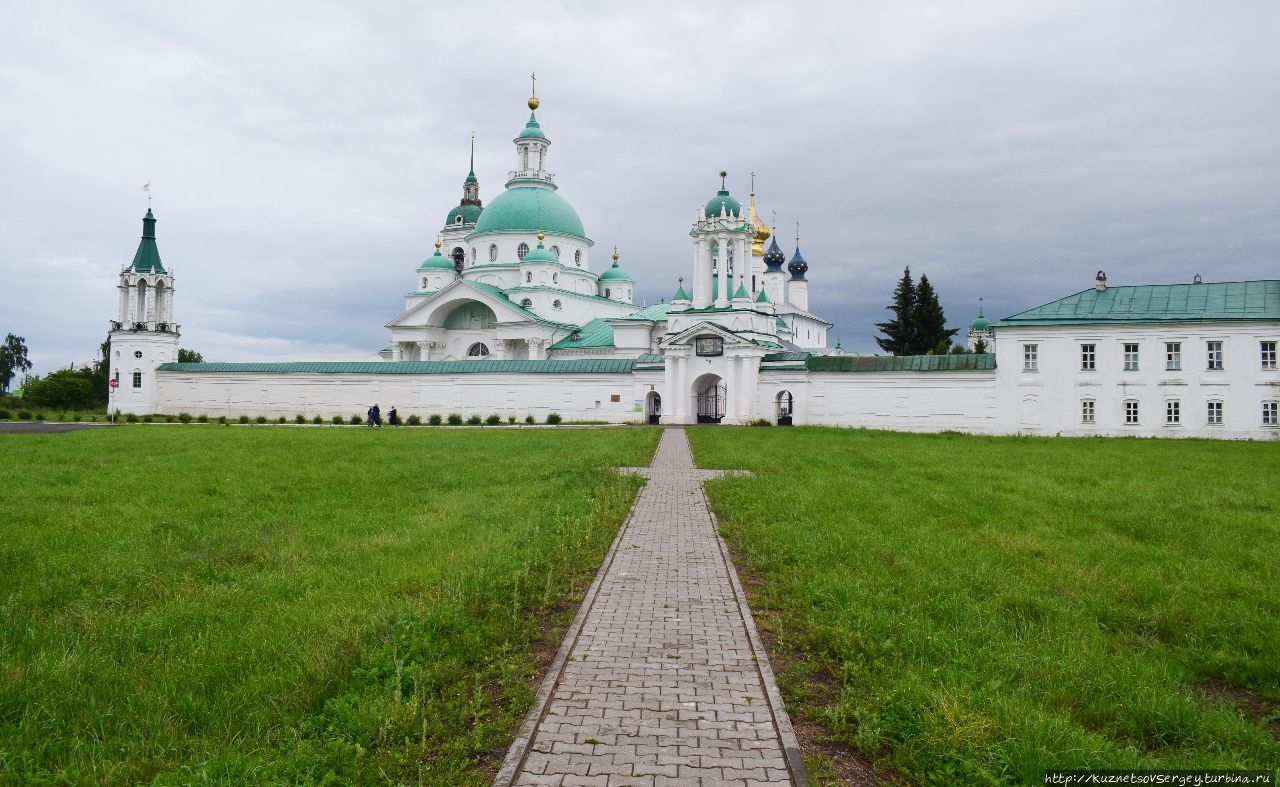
[109,379,119,389]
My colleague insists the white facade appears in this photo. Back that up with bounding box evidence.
[107,95,1279,441]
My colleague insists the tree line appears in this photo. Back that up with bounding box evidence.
[1,333,202,410]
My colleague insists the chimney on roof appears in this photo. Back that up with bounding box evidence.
[1193,273,1203,284]
[1095,270,1107,291]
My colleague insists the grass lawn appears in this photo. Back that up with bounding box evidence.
[689,427,1279,785]
[0,425,659,785]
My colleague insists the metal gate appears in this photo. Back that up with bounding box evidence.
[696,383,727,423]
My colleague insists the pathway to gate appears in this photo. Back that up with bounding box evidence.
[495,428,806,786]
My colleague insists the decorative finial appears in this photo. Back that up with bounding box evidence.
[536,230,545,242]
[142,180,152,208]
[795,221,801,246]
[719,170,727,190]
[771,210,777,234]
[469,131,475,171]
[978,296,984,317]
[435,236,442,250]
[528,72,539,111]
[749,171,756,195]
[678,276,683,284]
[612,245,619,262]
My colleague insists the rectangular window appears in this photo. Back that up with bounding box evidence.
[1165,400,1180,425]
[1165,342,1181,371]
[1081,399,1095,423]
[1206,340,1223,370]
[1264,401,1279,426]
[1080,343,1096,371]
[132,371,142,389]
[1124,400,1139,424]
[1124,343,1140,371]
[1262,341,1277,370]
[1207,401,1223,425]
[1023,343,1038,371]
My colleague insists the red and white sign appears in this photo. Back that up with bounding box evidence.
[109,379,119,389]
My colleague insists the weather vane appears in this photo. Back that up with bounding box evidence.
[142,181,151,208]
[719,170,727,189]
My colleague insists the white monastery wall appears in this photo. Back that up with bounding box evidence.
[995,322,1280,439]
[797,371,999,433]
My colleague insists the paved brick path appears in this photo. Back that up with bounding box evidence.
[496,428,806,787]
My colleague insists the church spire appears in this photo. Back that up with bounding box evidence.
[130,208,165,274]
[511,81,554,188]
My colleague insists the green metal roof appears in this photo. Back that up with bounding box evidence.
[549,318,614,350]
[130,209,166,274]
[620,303,671,321]
[704,189,742,218]
[472,186,585,238]
[807,354,996,372]
[522,241,558,263]
[461,280,575,330]
[672,283,690,301]
[997,280,1280,326]
[762,352,811,362]
[418,249,455,270]
[733,282,749,299]
[445,203,483,227]
[599,260,632,281]
[755,289,770,303]
[518,112,547,140]
[634,354,665,367]
[158,359,637,375]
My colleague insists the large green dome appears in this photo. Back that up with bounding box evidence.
[704,189,742,218]
[445,203,483,227]
[473,186,586,238]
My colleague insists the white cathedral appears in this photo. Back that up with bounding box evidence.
[108,93,1280,439]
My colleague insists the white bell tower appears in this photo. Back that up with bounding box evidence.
[107,206,180,415]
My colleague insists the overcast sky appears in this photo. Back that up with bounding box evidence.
[3,1,1278,377]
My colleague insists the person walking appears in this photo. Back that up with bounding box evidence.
[388,406,398,426]
[368,403,382,428]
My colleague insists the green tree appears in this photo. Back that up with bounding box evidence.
[913,274,959,354]
[25,369,98,410]
[974,337,988,354]
[1,334,32,392]
[874,267,917,355]
[177,348,204,363]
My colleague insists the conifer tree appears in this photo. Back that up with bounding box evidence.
[913,274,959,354]
[874,267,916,355]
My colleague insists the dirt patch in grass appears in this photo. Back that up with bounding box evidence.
[1199,678,1280,739]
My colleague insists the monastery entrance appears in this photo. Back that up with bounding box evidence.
[694,374,726,424]
[645,391,662,425]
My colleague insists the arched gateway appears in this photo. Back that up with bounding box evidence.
[693,374,726,424]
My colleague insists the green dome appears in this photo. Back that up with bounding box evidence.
[522,241,557,263]
[473,186,586,238]
[445,203,483,227]
[970,316,990,331]
[418,248,455,270]
[704,189,742,218]
[599,260,632,281]
[518,112,546,140]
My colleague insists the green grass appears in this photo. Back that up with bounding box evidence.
[689,427,1280,785]
[0,426,659,785]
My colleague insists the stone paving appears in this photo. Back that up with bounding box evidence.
[496,428,805,787]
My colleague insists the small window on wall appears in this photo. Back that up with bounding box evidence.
[525,272,532,283]
[550,245,560,259]
[489,244,498,262]
[134,350,143,359]
[466,343,490,357]
[552,299,562,310]
[1207,401,1223,425]
[574,250,582,266]
[517,242,530,260]
[1166,400,1181,425]
[1080,344,1095,371]
[470,247,477,263]
[1165,342,1181,371]
[1124,400,1139,424]
[605,288,611,299]
[1124,343,1140,371]
[1081,399,1095,423]
[1023,344,1038,371]
[421,278,428,289]
[520,298,533,308]
[1262,341,1277,370]
[1206,340,1224,370]
[552,273,558,284]
[1264,401,1279,426]
[132,371,142,388]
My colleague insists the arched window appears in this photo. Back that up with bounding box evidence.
[574,250,582,266]
[525,272,532,283]
[552,299,562,310]
[454,215,463,225]
[467,342,490,357]
[451,247,465,267]
[517,242,530,260]
[605,288,611,298]
[489,244,498,262]
[550,245,560,259]
[552,273,558,284]
[470,247,477,263]
[421,277,428,289]
[520,298,533,308]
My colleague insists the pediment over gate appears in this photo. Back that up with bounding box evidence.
[386,279,535,330]
[659,321,755,351]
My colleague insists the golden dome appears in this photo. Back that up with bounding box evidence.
[747,193,771,255]
[528,96,540,111]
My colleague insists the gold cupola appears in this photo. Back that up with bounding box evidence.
[747,189,771,257]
